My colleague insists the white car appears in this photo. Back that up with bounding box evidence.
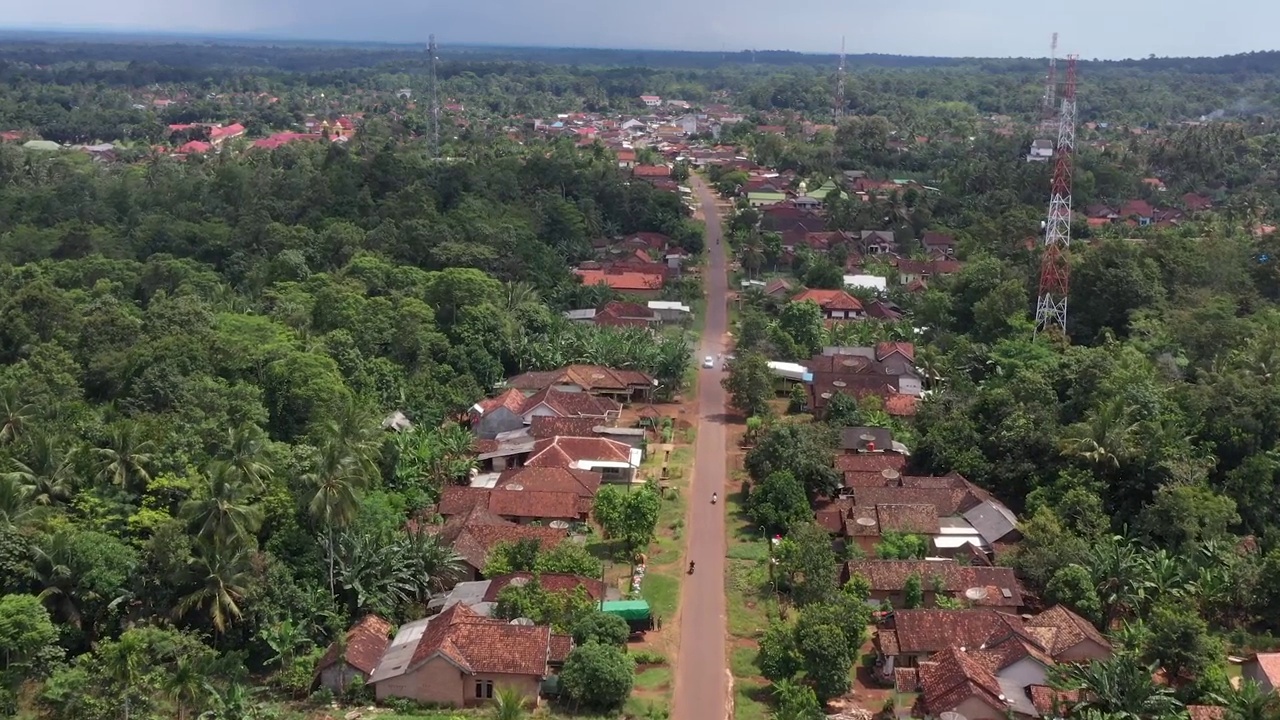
[702,355,715,369]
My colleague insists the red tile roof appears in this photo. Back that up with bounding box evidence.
[846,561,1021,606]
[521,387,621,419]
[528,416,603,439]
[885,609,1028,655]
[487,489,582,519]
[633,165,671,178]
[430,506,568,570]
[792,288,864,311]
[209,123,246,142]
[875,342,915,362]
[473,387,528,417]
[177,140,212,154]
[1027,605,1112,655]
[574,269,665,291]
[497,465,602,498]
[884,393,920,417]
[316,614,393,676]
[507,365,653,395]
[408,603,551,676]
[549,634,574,663]
[918,646,1005,717]
[251,132,322,150]
[1029,685,1082,715]
[525,436,632,467]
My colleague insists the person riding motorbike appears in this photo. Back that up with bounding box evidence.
[688,561,696,574]
[712,492,718,504]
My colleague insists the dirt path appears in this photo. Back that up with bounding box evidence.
[671,175,730,720]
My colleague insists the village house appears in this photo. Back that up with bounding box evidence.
[1242,652,1280,692]
[467,386,621,441]
[639,95,662,107]
[314,615,393,694]
[503,365,656,403]
[573,268,666,298]
[438,485,588,525]
[423,505,568,582]
[844,560,1023,609]
[370,603,566,707]
[921,231,957,257]
[894,258,963,286]
[880,605,1111,718]
[807,343,924,417]
[858,230,896,255]
[791,288,866,321]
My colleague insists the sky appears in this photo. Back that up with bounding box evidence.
[1,0,1272,60]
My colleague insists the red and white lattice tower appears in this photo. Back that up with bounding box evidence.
[1034,54,1077,335]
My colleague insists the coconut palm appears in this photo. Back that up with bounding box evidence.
[1061,396,1141,471]
[164,655,213,720]
[93,421,156,493]
[318,397,383,482]
[181,462,264,549]
[1087,535,1154,626]
[101,630,147,720]
[221,425,273,490]
[405,527,465,597]
[305,446,368,595]
[0,474,46,529]
[176,543,253,636]
[0,385,35,445]
[6,432,77,505]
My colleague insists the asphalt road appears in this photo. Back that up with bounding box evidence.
[671,175,730,720]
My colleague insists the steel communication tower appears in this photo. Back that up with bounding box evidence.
[835,37,846,120]
[1034,54,1078,336]
[428,34,440,157]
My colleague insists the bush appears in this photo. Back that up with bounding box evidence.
[630,649,668,665]
[559,642,635,713]
[571,611,630,647]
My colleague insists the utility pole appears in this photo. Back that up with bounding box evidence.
[428,34,440,158]
[1034,55,1078,336]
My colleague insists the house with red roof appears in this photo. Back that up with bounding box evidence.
[370,602,560,707]
[632,164,672,180]
[438,485,588,525]
[1243,652,1280,692]
[208,123,246,146]
[880,605,1111,718]
[504,364,656,402]
[252,132,323,150]
[1120,199,1156,226]
[177,140,213,155]
[315,615,393,693]
[791,288,865,321]
[574,268,665,298]
[423,505,568,581]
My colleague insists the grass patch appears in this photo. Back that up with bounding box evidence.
[733,679,772,720]
[623,696,672,720]
[642,571,680,621]
[730,645,760,678]
[635,665,674,691]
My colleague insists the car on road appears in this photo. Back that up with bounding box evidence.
[702,355,715,369]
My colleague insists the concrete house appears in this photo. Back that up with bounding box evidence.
[790,288,866,321]
[370,603,566,707]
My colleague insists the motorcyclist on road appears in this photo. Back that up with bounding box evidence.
[688,561,696,574]
[712,492,718,504]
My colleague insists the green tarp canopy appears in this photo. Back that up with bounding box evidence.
[600,600,651,621]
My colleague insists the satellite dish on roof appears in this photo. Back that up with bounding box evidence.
[856,517,877,527]
[510,617,535,626]
[882,469,901,480]
[832,380,847,388]
[940,713,967,720]
[841,358,857,367]
[550,520,570,529]
[860,433,876,442]
[506,483,524,491]
[510,577,531,587]
[821,393,833,400]
[965,587,989,601]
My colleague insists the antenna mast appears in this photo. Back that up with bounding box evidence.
[1035,54,1078,336]
[428,34,440,157]
[835,36,846,120]
[1040,32,1058,133]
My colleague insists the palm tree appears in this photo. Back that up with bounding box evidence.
[1087,535,1154,627]
[221,426,273,490]
[405,528,465,598]
[305,447,368,595]
[164,655,213,720]
[1052,654,1182,720]
[320,397,383,482]
[181,462,264,549]
[1061,396,1141,471]
[5,432,77,505]
[94,422,156,493]
[30,530,84,628]
[0,385,35,445]
[101,629,147,720]
[0,474,46,529]
[492,687,527,720]
[177,543,253,636]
